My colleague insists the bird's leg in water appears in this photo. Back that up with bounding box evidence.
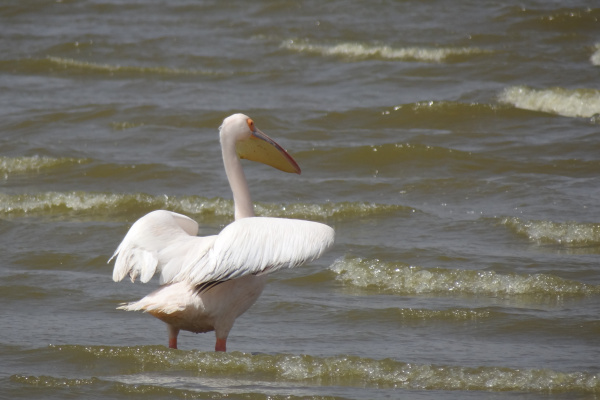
[215,337,227,352]
[168,325,180,349]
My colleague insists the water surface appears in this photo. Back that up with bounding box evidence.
[1,1,599,398]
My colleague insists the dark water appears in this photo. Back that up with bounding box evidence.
[1,1,599,398]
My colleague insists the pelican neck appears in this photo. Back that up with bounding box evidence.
[221,139,255,220]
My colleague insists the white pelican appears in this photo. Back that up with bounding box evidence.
[109,113,334,352]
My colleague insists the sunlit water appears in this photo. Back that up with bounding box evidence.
[1,1,599,399]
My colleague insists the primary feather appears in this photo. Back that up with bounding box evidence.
[111,210,334,286]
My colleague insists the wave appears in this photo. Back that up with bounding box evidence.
[302,138,592,178]
[330,256,600,297]
[0,57,220,77]
[501,217,600,246]
[498,86,600,118]
[9,375,284,400]
[592,43,600,66]
[12,345,599,394]
[281,40,489,63]
[0,191,233,221]
[307,101,539,134]
[110,121,146,130]
[536,7,600,32]
[340,307,493,323]
[0,191,403,221]
[0,156,88,175]
[47,56,219,76]
[502,7,600,33]
[386,100,504,119]
[304,142,473,175]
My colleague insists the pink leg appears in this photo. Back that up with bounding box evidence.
[215,337,227,352]
[168,325,180,349]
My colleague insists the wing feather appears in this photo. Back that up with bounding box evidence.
[110,210,215,284]
[111,212,334,286]
[173,217,335,284]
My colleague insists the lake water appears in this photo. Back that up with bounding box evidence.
[1,1,599,399]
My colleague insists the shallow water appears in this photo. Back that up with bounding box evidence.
[1,1,599,398]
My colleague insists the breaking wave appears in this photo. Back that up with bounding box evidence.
[0,191,404,221]
[0,156,88,176]
[11,345,599,394]
[498,86,600,118]
[501,217,600,246]
[330,256,600,297]
[282,40,489,62]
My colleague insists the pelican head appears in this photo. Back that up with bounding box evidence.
[220,113,301,174]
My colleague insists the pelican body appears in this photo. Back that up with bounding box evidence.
[110,114,334,351]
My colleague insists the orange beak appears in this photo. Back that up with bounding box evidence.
[236,127,301,174]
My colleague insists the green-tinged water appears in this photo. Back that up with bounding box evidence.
[1,1,599,399]
[4,345,600,396]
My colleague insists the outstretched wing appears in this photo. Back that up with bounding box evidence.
[172,217,335,284]
[110,210,216,284]
[111,211,335,285]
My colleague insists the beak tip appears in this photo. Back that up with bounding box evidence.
[292,162,301,175]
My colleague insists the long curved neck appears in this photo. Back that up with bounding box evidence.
[221,138,255,220]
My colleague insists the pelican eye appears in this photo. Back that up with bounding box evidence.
[247,118,255,132]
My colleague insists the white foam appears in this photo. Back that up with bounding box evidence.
[282,40,487,62]
[0,156,85,175]
[47,345,600,393]
[0,191,403,222]
[330,256,600,296]
[499,86,600,118]
[591,44,600,66]
[502,217,600,245]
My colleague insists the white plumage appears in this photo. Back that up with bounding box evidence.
[110,113,334,351]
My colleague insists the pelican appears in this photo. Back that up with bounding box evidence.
[109,113,334,352]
